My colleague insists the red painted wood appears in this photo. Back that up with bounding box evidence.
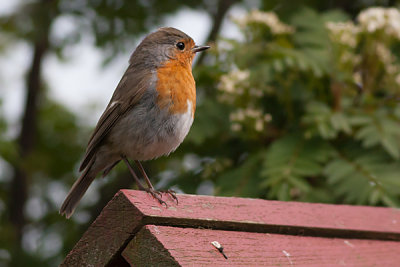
[123,225,400,266]
[61,192,144,267]
[61,190,400,266]
[121,190,400,238]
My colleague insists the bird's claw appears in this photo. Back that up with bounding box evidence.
[144,188,178,206]
[145,188,168,207]
[161,189,179,204]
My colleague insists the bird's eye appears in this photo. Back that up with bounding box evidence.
[176,42,185,50]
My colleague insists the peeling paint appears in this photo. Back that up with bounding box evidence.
[344,240,355,248]
[153,226,161,235]
[201,203,215,209]
[282,250,293,265]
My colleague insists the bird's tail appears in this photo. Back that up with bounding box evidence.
[60,161,96,219]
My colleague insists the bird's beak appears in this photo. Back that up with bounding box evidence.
[192,45,210,53]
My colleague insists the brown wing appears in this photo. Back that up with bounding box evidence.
[79,66,152,171]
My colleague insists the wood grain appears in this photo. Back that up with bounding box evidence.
[121,190,400,240]
[60,192,143,267]
[61,190,400,266]
[123,225,400,267]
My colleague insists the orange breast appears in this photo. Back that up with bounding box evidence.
[156,57,196,117]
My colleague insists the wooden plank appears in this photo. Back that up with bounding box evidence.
[60,192,143,267]
[122,225,180,266]
[61,190,400,266]
[122,225,400,267]
[121,190,400,240]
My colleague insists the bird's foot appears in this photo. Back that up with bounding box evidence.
[144,188,167,207]
[160,189,178,204]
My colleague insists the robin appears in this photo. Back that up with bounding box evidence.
[60,27,209,218]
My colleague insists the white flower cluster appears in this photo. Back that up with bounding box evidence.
[340,51,361,67]
[357,7,400,40]
[218,70,250,95]
[396,74,400,86]
[326,21,359,47]
[218,68,271,133]
[376,43,400,86]
[218,68,266,105]
[327,7,400,44]
[236,10,295,35]
[375,42,399,75]
[325,21,360,66]
[230,108,272,132]
[327,7,400,86]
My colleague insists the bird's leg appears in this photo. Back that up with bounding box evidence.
[134,160,161,198]
[135,160,178,204]
[122,157,146,190]
[122,157,166,206]
[134,160,156,190]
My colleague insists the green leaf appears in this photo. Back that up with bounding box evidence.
[261,134,334,200]
[324,144,400,207]
[303,102,353,139]
[331,112,351,134]
[214,152,265,197]
[353,110,400,159]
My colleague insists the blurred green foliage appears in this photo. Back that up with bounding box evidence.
[197,7,400,206]
[1,0,400,266]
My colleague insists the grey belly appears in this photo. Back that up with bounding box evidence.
[108,93,193,161]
